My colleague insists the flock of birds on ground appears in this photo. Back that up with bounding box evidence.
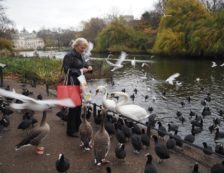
[0,50,224,172]
[0,81,224,173]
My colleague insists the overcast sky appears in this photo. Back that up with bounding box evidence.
[4,0,157,32]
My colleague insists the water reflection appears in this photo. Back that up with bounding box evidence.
[17,50,67,59]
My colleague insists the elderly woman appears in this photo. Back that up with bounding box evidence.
[63,37,93,137]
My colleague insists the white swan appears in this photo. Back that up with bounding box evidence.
[111,91,150,121]
[96,86,116,112]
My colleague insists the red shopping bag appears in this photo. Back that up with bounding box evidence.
[57,84,82,106]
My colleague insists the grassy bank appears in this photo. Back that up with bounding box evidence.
[0,56,62,85]
[0,56,112,86]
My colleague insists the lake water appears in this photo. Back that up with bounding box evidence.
[88,56,224,149]
[19,51,224,148]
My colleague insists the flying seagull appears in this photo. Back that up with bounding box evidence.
[0,88,75,111]
[83,41,94,62]
[211,61,217,68]
[165,73,180,85]
[106,51,127,71]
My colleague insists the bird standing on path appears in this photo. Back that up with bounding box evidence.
[56,153,70,173]
[93,107,110,166]
[79,105,93,150]
[15,111,50,154]
[144,153,157,173]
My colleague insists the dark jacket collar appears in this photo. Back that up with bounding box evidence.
[71,49,82,58]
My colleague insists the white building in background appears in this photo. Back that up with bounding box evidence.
[12,31,45,50]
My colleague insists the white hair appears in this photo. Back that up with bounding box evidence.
[71,37,88,48]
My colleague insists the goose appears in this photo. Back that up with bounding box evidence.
[15,111,50,154]
[144,154,157,173]
[105,51,127,71]
[0,88,75,111]
[96,86,116,112]
[111,92,150,121]
[56,153,70,173]
[79,105,93,151]
[93,107,110,166]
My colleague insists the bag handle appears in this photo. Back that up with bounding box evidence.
[63,69,74,85]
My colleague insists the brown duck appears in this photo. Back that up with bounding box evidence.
[93,106,110,166]
[79,105,93,150]
[15,111,50,154]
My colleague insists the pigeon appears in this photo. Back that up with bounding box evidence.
[0,88,75,111]
[106,51,127,71]
[165,73,180,85]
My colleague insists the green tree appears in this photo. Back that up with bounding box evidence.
[153,0,211,56]
[95,18,152,53]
